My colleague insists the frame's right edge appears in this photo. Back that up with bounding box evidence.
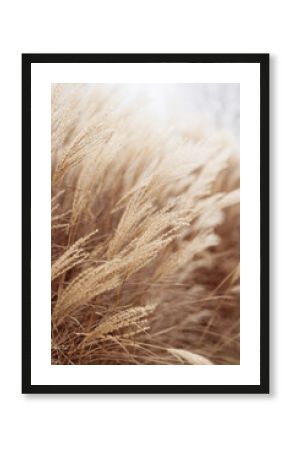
[259,54,270,393]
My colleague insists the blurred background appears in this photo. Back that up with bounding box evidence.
[118,84,240,142]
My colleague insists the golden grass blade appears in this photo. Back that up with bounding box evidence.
[167,348,213,365]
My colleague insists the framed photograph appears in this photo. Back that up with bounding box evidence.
[22,53,269,394]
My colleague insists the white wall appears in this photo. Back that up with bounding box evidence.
[0,1,285,449]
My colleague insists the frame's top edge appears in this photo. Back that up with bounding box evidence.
[22,53,269,65]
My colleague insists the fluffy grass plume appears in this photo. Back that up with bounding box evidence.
[51,84,240,365]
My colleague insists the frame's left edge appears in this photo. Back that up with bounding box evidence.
[22,54,32,393]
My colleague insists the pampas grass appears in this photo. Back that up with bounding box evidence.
[51,84,240,365]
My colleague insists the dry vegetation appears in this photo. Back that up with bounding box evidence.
[51,84,240,365]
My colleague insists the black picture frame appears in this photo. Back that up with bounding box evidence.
[22,53,269,394]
